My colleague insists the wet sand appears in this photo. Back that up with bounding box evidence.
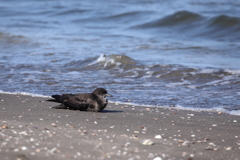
[0,93,240,160]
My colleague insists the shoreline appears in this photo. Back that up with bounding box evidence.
[1,91,239,116]
[0,93,240,160]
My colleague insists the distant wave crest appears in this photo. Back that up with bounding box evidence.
[0,32,35,49]
[136,11,203,27]
[131,10,240,41]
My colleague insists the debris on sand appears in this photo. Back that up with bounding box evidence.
[51,123,57,127]
[225,147,232,151]
[0,125,8,129]
[181,141,190,147]
[153,157,163,160]
[155,135,162,139]
[140,139,154,145]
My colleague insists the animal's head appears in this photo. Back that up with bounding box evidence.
[93,88,113,98]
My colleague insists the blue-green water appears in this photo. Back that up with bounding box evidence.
[0,0,240,114]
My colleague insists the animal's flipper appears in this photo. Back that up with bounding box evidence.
[51,104,68,109]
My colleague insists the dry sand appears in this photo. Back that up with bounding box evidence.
[0,93,240,160]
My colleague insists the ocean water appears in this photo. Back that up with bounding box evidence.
[0,0,240,114]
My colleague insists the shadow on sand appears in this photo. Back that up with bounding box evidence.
[101,110,123,113]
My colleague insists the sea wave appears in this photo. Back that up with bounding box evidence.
[134,11,203,27]
[65,54,140,71]
[0,32,35,49]
[53,8,90,17]
[104,10,155,25]
[1,53,239,112]
[3,53,239,89]
[131,10,240,41]
[65,54,240,88]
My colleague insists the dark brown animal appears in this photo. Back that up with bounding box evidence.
[50,88,113,112]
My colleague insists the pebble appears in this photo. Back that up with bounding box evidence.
[209,142,216,146]
[155,135,162,139]
[182,152,187,156]
[153,157,162,160]
[1,125,8,129]
[205,146,214,150]
[51,123,57,127]
[182,141,190,147]
[178,140,184,143]
[205,146,219,151]
[48,147,58,154]
[124,142,130,147]
[21,146,27,150]
[14,148,19,152]
[226,147,232,150]
[30,138,35,142]
[31,152,36,156]
[141,139,154,145]
[110,126,115,129]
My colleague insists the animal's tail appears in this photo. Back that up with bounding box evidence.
[52,95,64,103]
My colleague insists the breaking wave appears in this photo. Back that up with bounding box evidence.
[1,54,239,112]
[65,54,240,88]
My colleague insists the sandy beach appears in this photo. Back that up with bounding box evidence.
[0,93,240,160]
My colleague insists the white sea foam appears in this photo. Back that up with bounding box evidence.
[205,75,237,86]
[186,85,197,89]
[199,69,217,74]
[224,69,240,75]
[126,70,139,78]
[165,80,191,88]
[0,90,50,98]
[109,101,240,116]
[172,104,240,116]
[23,75,40,83]
[87,54,117,67]
[199,68,240,76]
[66,71,84,75]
